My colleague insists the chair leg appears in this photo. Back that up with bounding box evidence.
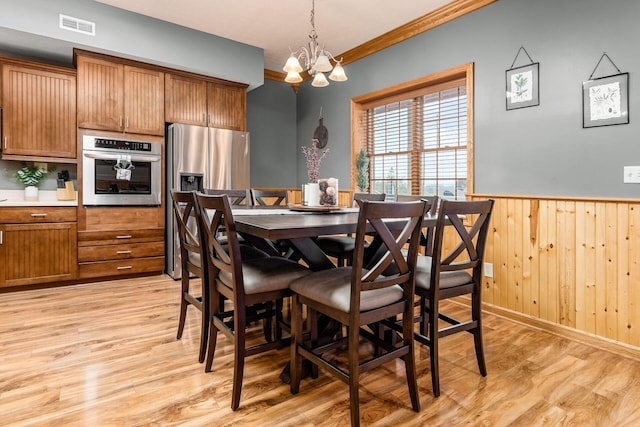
[290,294,303,394]
[263,301,273,342]
[204,318,218,373]
[429,300,440,397]
[176,276,189,340]
[205,288,220,373]
[231,308,247,410]
[348,327,360,427]
[198,277,210,363]
[472,292,487,376]
[403,311,421,412]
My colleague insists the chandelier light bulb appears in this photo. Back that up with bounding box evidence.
[285,71,303,83]
[283,54,303,73]
[329,62,347,81]
[311,72,329,87]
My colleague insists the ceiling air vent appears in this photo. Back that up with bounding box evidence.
[59,14,95,36]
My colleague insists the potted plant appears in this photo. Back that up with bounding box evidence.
[14,163,50,201]
[355,148,369,192]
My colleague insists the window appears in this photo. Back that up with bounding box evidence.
[352,64,473,201]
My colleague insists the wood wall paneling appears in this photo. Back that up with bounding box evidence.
[470,195,640,351]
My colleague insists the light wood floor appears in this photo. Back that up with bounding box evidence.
[1,275,639,426]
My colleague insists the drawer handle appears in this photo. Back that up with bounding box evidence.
[31,213,48,217]
[116,235,132,239]
[116,250,132,254]
[117,266,133,270]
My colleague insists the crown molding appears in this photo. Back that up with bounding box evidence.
[265,0,497,86]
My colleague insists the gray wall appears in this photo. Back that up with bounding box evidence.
[262,0,639,198]
[246,80,298,188]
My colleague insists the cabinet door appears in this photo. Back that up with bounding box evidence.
[123,65,165,136]
[0,222,78,287]
[165,73,207,126]
[207,82,246,131]
[77,56,124,132]
[2,64,77,158]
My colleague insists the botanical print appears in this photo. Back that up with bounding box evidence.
[589,81,621,120]
[510,70,533,103]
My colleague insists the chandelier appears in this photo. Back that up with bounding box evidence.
[282,0,348,87]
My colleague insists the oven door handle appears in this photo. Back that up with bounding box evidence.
[83,152,161,162]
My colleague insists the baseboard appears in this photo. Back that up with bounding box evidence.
[450,297,640,362]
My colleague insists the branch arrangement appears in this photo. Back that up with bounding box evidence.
[302,138,329,183]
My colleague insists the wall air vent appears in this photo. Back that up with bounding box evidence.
[59,14,95,36]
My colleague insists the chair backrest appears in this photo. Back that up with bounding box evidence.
[205,188,250,206]
[250,189,288,206]
[396,194,438,215]
[171,190,205,273]
[195,193,246,298]
[352,192,385,207]
[430,199,494,295]
[396,194,439,255]
[351,200,427,312]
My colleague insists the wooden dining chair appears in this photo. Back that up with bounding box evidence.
[204,188,250,206]
[170,190,209,364]
[314,192,386,266]
[249,188,292,256]
[289,199,428,427]
[413,199,494,397]
[250,188,288,206]
[396,194,439,255]
[195,193,311,410]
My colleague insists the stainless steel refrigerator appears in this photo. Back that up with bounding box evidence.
[165,123,250,279]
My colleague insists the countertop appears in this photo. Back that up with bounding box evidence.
[0,190,78,207]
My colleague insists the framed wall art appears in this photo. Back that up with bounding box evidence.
[582,72,629,128]
[506,63,539,110]
[505,46,539,110]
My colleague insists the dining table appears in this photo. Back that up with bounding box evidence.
[233,206,439,271]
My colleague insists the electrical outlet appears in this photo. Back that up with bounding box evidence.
[623,166,640,183]
[483,262,493,278]
[34,162,48,172]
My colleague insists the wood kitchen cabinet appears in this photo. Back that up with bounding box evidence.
[165,73,247,131]
[76,54,165,136]
[77,228,164,279]
[0,207,78,287]
[1,61,77,160]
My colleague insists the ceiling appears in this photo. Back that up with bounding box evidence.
[96,0,453,72]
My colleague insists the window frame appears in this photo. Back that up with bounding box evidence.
[351,63,474,198]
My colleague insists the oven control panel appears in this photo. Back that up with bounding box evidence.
[94,138,152,152]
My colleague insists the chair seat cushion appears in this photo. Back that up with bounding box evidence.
[187,251,201,268]
[314,235,357,254]
[414,255,472,290]
[219,257,310,295]
[290,267,404,313]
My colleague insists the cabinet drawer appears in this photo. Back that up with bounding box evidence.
[78,228,164,246]
[78,256,164,279]
[0,207,77,223]
[78,242,164,262]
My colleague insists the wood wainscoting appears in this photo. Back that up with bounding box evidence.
[469,194,640,358]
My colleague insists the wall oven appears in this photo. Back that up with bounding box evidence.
[82,135,162,206]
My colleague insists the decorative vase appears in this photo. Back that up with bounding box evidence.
[302,183,320,206]
[24,186,39,201]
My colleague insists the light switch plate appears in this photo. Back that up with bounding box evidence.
[624,166,640,183]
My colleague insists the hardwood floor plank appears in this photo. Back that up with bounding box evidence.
[1,275,640,426]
